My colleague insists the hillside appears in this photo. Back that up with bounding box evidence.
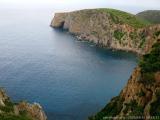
[98,9,151,28]
[136,10,160,24]
[89,40,160,120]
[51,8,160,55]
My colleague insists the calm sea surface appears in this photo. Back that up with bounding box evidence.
[0,9,137,120]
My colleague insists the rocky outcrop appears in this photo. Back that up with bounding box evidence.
[51,9,160,54]
[0,88,47,120]
[15,102,47,120]
[89,41,160,120]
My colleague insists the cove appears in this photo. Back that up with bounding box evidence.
[0,10,137,120]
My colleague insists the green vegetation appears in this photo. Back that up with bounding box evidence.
[0,100,14,113]
[98,8,151,28]
[0,114,32,120]
[136,10,160,24]
[139,38,146,48]
[91,31,97,35]
[150,89,160,116]
[123,100,144,116]
[137,89,145,97]
[129,32,138,40]
[139,42,160,73]
[138,31,146,48]
[139,42,160,84]
[114,30,125,42]
[89,42,160,119]
[154,31,160,37]
[141,72,155,85]
[89,96,124,120]
[0,99,32,120]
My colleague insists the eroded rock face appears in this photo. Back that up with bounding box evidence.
[51,9,160,54]
[89,41,160,119]
[51,13,67,28]
[15,102,47,120]
[89,68,160,120]
[0,89,9,107]
[0,88,47,120]
[119,67,156,116]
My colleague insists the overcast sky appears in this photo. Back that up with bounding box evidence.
[0,0,160,14]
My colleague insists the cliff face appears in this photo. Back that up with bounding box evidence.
[51,9,160,54]
[0,88,47,120]
[51,8,160,119]
[89,41,160,120]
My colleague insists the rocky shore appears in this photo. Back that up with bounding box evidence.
[51,9,160,55]
[0,88,47,120]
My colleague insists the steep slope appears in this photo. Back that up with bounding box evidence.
[51,8,160,119]
[89,40,160,120]
[0,88,47,120]
[136,10,160,24]
[51,8,160,54]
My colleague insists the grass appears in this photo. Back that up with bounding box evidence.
[97,8,151,28]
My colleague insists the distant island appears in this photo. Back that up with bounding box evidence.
[51,8,160,119]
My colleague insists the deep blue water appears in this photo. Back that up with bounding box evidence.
[0,9,137,120]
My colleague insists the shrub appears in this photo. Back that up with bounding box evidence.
[154,31,160,37]
[129,32,138,39]
[123,100,144,116]
[139,42,160,73]
[139,42,160,85]
[114,30,125,42]
[150,90,160,116]
[0,100,14,113]
[89,96,124,120]
[137,90,146,97]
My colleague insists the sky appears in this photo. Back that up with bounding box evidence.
[0,0,160,14]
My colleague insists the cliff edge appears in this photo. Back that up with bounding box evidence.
[51,9,160,55]
[0,88,47,120]
[51,8,160,119]
[89,40,160,120]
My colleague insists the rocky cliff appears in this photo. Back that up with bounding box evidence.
[89,41,160,120]
[51,9,160,55]
[51,8,160,119]
[0,88,47,120]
